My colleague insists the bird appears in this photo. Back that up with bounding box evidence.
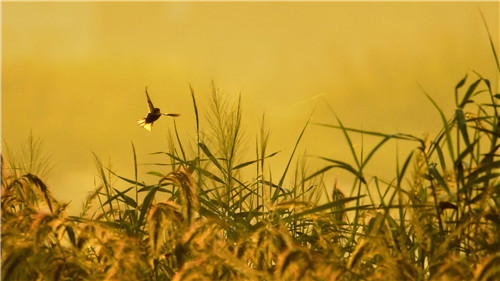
[137,87,180,131]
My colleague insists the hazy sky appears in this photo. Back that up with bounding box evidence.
[2,2,498,214]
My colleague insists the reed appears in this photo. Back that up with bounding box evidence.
[2,29,499,281]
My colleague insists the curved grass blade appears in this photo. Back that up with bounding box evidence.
[279,119,310,188]
[429,165,455,201]
[455,108,470,146]
[315,157,366,184]
[479,9,500,73]
[137,185,159,238]
[113,187,138,208]
[455,74,468,106]
[421,86,456,162]
[334,115,360,169]
[131,141,139,207]
[314,123,422,143]
[99,185,136,208]
[459,79,481,108]
[233,151,278,170]
[435,143,447,173]
[199,142,224,173]
[303,165,335,182]
[284,195,366,222]
[173,119,187,162]
[360,135,392,170]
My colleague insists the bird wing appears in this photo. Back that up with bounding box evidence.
[145,87,155,113]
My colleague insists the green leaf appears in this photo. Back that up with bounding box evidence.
[454,74,468,106]
[136,185,159,237]
[398,150,415,184]
[422,88,455,162]
[189,83,200,143]
[108,170,147,187]
[279,119,309,188]
[317,157,366,184]
[459,79,481,108]
[360,135,392,170]
[285,196,366,221]
[65,225,76,247]
[113,187,138,208]
[197,167,225,184]
[479,9,500,73]
[469,160,500,179]
[455,108,470,146]
[334,115,360,169]
[428,165,455,201]
[101,185,136,207]
[147,171,165,177]
[233,151,278,170]
[313,123,421,143]
[304,165,335,182]
[199,142,224,173]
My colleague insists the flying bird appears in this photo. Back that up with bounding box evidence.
[137,87,180,131]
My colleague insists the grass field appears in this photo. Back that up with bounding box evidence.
[2,31,499,281]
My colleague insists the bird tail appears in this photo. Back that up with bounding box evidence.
[162,113,181,117]
[137,119,153,131]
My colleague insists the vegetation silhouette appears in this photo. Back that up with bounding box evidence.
[1,24,499,281]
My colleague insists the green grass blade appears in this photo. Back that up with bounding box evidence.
[199,142,224,173]
[314,123,422,143]
[173,119,187,162]
[113,187,138,209]
[100,185,136,207]
[278,119,309,188]
[334,115,360,169]
[147,171,165,177]
[108,169,147,187]
[455,108,470,146]
[434,142,447,173]
[455,74,468,106]
[360,135,392,170]
[189,83,200,144]
[421,86,456,162]
[429,165,455,201]
[233,151,278,170]
[397,150,415,186]
[303,165,335,182]
[137,185,159,238]
[316,157,366,183]
[92,152,115,221]
[459,79,481,108]
[158,152,226,184]
[479,9,500,73]
[284,195,366,222]
[131,141,139,208]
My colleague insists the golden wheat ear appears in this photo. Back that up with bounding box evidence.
[162,113,180,117]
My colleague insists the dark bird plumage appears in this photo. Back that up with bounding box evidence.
[137,87,180,131]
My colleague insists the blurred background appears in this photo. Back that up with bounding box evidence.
[2,2,498,214]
